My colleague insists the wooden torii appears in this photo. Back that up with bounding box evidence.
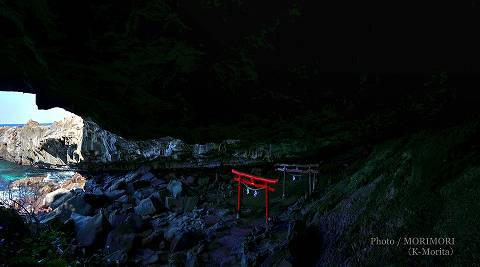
[232,169,278,223]
[274,163,321,199]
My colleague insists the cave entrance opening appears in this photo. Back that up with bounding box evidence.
[0,91,73,125]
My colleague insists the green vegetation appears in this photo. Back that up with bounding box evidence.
[304,122,480,266]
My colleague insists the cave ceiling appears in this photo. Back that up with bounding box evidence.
[1,1,480,142]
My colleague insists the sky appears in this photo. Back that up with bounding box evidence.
[0,91,73,124]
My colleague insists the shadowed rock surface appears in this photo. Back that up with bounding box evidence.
[1,1,480,266]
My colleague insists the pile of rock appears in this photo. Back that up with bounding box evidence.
[36,166,294,265]
[35,167,202,264]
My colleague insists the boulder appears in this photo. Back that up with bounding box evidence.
[115,194,130,204]
[170,231,203,252]
[50,190,74,209]
[124,166,151,183]
[108,211,125,226]
[40,195,93,225]
[71,211,109,247]
[107,178,127,192]
[165,196,198,213]
[105,190,126,201]
[62,195,93,216]
[104,227,136,254]
[42,188,70,207]
[151,178,167,189]
[133,188,156,203]
[139,172,155,181]
[167,180,182,198]
[134,198,157,216]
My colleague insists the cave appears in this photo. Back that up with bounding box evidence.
[1,1,480,266]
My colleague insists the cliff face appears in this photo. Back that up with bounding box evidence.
[0,116,184,168]
[0,115,289,169]
[0,117,84,166]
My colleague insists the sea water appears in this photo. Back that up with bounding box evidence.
[0,160,75,190]
[0,123,52,127]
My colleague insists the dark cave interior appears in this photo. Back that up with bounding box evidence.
[1,1,480,266]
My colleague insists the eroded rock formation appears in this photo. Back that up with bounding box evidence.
[0,115,285,169]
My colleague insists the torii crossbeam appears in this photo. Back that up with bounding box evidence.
[232,169,278,223]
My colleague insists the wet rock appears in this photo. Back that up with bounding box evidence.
[71,210,109,247]
[167,180,182,198]
[134,198,157,216]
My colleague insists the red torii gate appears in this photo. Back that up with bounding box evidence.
[232,169,279,223]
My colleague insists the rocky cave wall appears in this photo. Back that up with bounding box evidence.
[2,1,480,145]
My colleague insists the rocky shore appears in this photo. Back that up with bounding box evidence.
[33,165,297,266]
[2,173,86,214]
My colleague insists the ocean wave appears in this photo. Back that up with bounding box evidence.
[43,171,76,183]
